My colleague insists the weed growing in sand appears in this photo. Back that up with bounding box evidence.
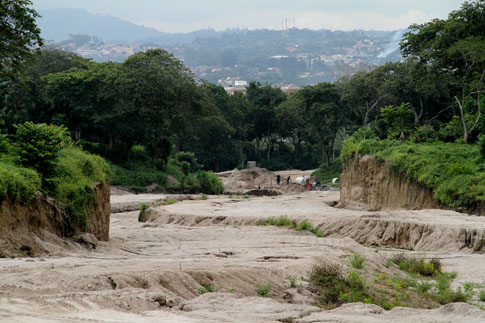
[197,194,208,200]
[349,253,366,269]
[242,195,249,199]
[257,283,272,297]
[289,276,297,288]
[295,220,325,237]
[257,216,325,237]
[139,203,149,212]
[393,254,441,277]
[384,258,394,268]
[416,281,433,293]
[275,215,292,226]
[479,290,485,301]
[164,198,177,205]
[464,282,474,292]
[198,283,217,294]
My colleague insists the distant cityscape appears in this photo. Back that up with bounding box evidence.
[40,9,403,86]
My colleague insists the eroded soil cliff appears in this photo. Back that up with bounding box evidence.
[339,154,441,211]
[0,181,110,256]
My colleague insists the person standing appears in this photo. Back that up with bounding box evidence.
[276,174,281,185]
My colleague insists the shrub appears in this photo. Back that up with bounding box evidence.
[349,253,366,269]
[296,220,314,232]
[479,134,485,159]
[479,290,485,302]
[437,288,469,304]
[410,125,437,143]
[175,151,200,175]
[384,258,394,268]
[15,122,69,180]
[165,198,177,205]
[398,260,411,271]
[416,281,433,293]
[429,258,442,272]
[127,145,150,165]
[275,215,294,227]
[309,263,346,305]
[197,170,224,194]
[393,253,407,265]
[257,283,272,297]
[198,283,216,294]
[0,161,41,202]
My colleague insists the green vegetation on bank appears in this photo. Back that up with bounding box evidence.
[0,123,109,232]
[341,127,485,209]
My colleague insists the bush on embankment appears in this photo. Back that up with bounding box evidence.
[341,127,485,210]
[0,123,110,232]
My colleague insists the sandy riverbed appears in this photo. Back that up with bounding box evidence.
[1,191,485,322]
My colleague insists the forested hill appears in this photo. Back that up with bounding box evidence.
[39,9,403,85]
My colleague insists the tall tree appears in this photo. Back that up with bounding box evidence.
[0,0,42,78]
[401,0,485,143]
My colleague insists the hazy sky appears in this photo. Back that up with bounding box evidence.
[32,0,466,32]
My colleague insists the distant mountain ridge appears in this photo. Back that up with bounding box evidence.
[37,8,404,85]
[37,8,229,44]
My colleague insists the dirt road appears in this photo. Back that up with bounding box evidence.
[1,191,485,322]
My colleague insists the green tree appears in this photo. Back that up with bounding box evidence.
[0,50,90,134]
[0,0,42,78]
[275,95,307,167]
[118,49,201,166]
[297,83,348,165]
[246,82,286,161]
[14,122,69,183]
[401,0,485,143]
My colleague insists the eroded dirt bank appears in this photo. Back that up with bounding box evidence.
[0,182,110,257]
[1,191,485,322]
[339,154,441,211]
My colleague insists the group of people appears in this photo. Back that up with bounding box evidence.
[276,174,321,191]
[276,174,291,185]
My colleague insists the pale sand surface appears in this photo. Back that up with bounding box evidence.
[1,191,485,322]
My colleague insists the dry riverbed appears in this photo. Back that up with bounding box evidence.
[1,191,485,322]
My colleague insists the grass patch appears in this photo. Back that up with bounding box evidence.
[197,194,208,200]
[257,283,272,297]
[256,216,325,237]
[164,198,177,205]
[349,253,366,269]
[198,283,217,294]
[0,161,41,202]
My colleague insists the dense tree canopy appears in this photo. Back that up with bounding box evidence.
[1,0,484,190]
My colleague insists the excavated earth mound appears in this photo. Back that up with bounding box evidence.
[221,167,307,195]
